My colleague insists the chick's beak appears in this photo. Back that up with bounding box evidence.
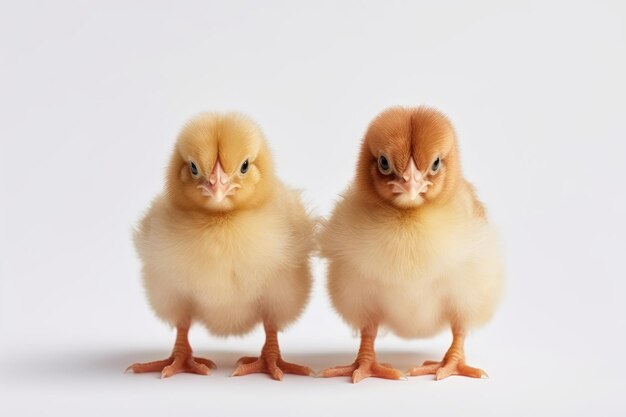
[198,160,240,202]
[388,157,432,200]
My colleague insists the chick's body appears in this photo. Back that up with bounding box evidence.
[320,107,503,383]
[321,183,501,339]
[128,113,314,380]
[136,183,312,337]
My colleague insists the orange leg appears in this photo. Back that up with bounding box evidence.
[126,322,216,378]
[407,325,488,380]
[231,323,314,381]
[320,324,405,383]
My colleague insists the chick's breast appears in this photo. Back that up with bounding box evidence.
[134,184,313,337]
[320,190,503,339]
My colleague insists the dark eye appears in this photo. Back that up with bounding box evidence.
[378,155,391,174]
[190,161,199,176]
[431,157,441,172]
[240,159,249,174]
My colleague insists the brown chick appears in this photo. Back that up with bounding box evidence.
[319,107,503,382]
[126,112,315,380]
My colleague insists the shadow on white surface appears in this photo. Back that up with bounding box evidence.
[4,348,439,382]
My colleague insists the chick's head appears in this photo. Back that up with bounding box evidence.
[166,112,274,212]
[356,106,462,209]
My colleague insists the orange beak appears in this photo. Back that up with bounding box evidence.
[387,157,432,200]
[198,159,240,202]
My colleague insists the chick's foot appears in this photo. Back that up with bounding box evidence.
[231,355,313,380]
[319,325,405,383]
[126,355,216,378]
[231,325,313,380]
[321,359,405,383]
[407,325,488,380]
[125,323,216,378]
[407,359,487,380]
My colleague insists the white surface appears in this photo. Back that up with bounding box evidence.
[1,1,625,416]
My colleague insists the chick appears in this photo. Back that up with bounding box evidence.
[126,112,314,380]
[319,107,503,382]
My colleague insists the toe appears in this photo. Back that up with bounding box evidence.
[278,359,314,376]
[407,362,440,377]
[235,356,258,366]
[187,360,211,376]
[352,367,370,383]
[435,366,454,381]
[268,364,284,381]
[231,359,264,377]
[160,357,189,378]
[319,364,357,378]
[194,357,217,369]
[161,363,178,379]
[457,363,488,379]
[371,362,406,380]
[126,358,173,374]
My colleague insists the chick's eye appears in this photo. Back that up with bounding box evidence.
[190,161,198,176]
[240,159,249,174]
[378,155,391,174]
[431,157,441,172]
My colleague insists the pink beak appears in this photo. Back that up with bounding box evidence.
[387,157,432,200]
[198,160,240,202]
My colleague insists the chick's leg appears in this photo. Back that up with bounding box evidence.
[320,324,405,383]
[407,325,487,380]
[126,322,216,378]
[231,323,314,381]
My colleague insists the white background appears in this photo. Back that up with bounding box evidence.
[1,1,625,416]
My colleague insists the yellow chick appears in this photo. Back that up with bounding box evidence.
[319,107,503,382]
[127,113,315,380]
